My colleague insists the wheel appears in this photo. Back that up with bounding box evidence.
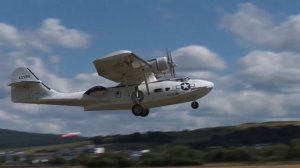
[140,108,149,117]
[132,104,144,116]
[191,101,199,109]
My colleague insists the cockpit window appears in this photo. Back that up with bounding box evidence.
[175,77,190,82]
[85,86,107,97]
[154,88,163,93]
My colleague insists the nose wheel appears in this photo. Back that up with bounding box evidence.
[132,104,150,117]
[191,101,199,109]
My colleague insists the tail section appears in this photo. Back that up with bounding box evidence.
[9,67,54,103]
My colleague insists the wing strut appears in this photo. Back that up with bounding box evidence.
[142,69,150,95]
[122,74,130,96]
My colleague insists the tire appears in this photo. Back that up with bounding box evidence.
[140,109,149,117]
[132,104,144,116]
[191,101,199,109]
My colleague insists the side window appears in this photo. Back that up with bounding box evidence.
[154,88,163,93]
[115,91,121,98]
[165,88,170,91]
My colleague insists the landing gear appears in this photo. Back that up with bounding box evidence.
[132,104,144,116]
[131,87,150,117]
[140,108,149,117]
[131,104,150,117]
[191,101,199,109]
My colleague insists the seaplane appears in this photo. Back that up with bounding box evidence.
[9,50,214,117]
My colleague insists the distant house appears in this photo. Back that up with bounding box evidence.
[94,147,105,154]
[131,149,150,161]
[32,152,55,164]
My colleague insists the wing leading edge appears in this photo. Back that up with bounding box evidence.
[93,50,156,85]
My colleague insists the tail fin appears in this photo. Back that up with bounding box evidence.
[9,67,54,103]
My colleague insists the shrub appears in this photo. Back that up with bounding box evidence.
[49,157,66,165]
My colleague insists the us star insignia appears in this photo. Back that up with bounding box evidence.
[181,82,190,91]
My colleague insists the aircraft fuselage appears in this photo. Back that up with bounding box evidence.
[81,78,213,111]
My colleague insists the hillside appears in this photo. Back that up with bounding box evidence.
[1,121,300,167]
[91,121,300,150]
[0,128,85,149]
[1,121,300,151]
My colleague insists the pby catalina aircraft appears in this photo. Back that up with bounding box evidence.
[9,50,214,117]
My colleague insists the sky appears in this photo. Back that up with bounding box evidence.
[1,0,300,136]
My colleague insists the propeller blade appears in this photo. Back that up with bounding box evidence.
[172,65,176,77]
[166,49,176,78]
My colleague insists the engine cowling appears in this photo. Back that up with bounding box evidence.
[147,57,170,76]
[85,86,107,97]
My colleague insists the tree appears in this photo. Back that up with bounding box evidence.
[0,156,5,165]
[49,157,66,165]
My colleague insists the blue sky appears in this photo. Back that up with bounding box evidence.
[1,1,300,136]
[0,0,295,75]
[0,0,245,75]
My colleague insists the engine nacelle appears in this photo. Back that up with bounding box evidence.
[85,86,107,97]
[147,57,170,76]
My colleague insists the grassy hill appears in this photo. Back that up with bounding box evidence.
[0,128,86,149]
[1,121,300,151]
[91,121,300,151]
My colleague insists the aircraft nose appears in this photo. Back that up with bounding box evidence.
[200,80,214,89]
[205,81,214,89]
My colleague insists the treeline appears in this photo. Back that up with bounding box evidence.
[20,140,300,167]
[91,125,300,151]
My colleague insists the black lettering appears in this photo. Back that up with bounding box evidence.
[18,75,31,79]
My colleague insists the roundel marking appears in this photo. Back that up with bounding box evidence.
[181,82,190,91]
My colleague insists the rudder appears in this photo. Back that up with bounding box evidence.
[9,67,53,103]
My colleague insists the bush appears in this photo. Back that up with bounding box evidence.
[139,147,203,167]
[169,146,202,158]
[224,147,256,161]
[204,149,226,162]
[81,152,134,167]
[257,144,289,161]
[49,157,66,165]
[204,147,257,162]
[286,139,300,160]
[167,157,203,166]
[0,156,5,165]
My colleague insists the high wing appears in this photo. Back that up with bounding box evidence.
[93,50,157,85]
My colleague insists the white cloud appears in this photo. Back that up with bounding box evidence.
[0,18,90,52]
[39,18,90,48]
[239,50,300,93]
[203,90,286,117]
[0,23,22,48]
[49,55,60,64]
[221,2,300,52]
[173,45,226,71]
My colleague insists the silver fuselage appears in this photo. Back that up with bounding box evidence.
[33,78,214,111]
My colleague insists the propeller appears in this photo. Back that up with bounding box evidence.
[166,49,176,78]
